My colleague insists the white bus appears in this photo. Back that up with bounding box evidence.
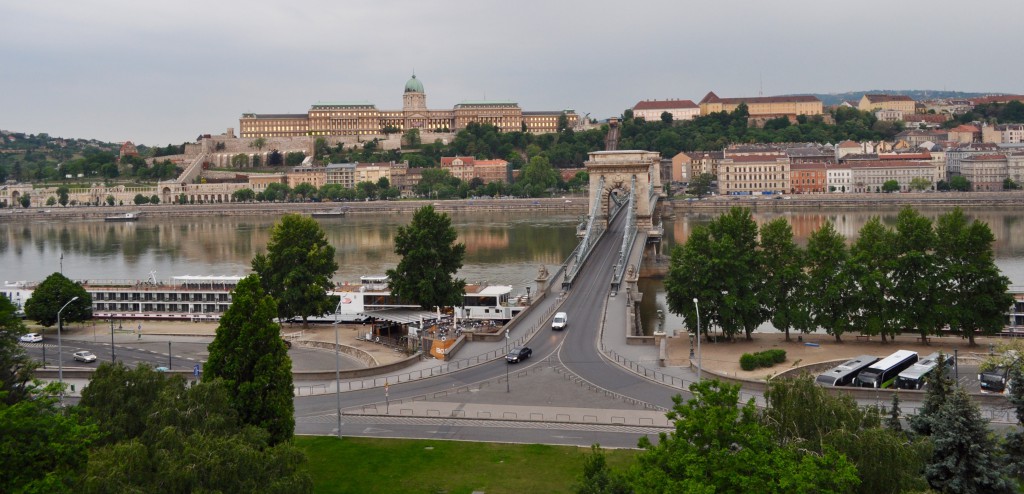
[894,352,953,390]
[854,350,918,389]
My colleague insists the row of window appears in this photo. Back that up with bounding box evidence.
[95,303,225,313]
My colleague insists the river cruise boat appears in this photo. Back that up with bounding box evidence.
[311,208,348,218]
[6,274,525,323]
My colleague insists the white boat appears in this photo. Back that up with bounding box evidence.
[105,212,140,222]
[311,208,348,218]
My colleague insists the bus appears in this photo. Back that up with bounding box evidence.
[815,355,879,387]
[854,350,918,388]
[894,352,954,390]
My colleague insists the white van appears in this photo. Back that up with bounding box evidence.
[552,312,568,330]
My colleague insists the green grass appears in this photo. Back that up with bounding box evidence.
[295,436,639,494]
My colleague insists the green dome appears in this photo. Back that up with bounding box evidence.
[404,74,424,93]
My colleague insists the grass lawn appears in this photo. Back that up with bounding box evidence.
[295,436,639,494]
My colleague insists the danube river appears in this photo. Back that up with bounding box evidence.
[3,207,1024,335]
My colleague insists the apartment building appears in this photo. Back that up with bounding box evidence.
[717,154,790,195]
[847,161,934,193]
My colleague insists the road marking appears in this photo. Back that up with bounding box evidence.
[362,427,393,434]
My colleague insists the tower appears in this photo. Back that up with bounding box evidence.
[402,74,426,112]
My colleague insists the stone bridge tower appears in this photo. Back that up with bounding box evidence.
[585,150,662,231]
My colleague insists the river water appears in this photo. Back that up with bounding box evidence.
[3,207,1023,335]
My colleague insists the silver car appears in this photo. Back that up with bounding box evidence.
[73,350,97,363]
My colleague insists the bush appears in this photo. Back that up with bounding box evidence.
[740,353,757,371]
[739,349,787,371]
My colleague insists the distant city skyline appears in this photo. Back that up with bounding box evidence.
[2,0,1023,146]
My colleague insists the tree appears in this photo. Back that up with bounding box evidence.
[232,188,256,202]
[0,382,99,493]
[56,185,69,207]
[232,153,250,167]
[949,175,971,191]
[925,386,1016,493]
[262,182,291,202]
[910,177,932,191]
[660,111,673,125]
[402,128,421,147]
[890,208,942,340]
[909,352,955,436]
[79,362,178,444]
[205,275,295,445]
[518,155,559,196]
[387,205,466,310]
[0,294,35,404]
[19,194,30,208]
[629,380,859,493]
[881,180,900,193]
[251,214,338,325]
[291,182,318,201]
[23,272,92,327]
[285,151,305,166]
[575,445,631,494]
[133,193,149,205]
[759,218,809,342]
[687,172,715,197]
[849,217,896,342]
[803,222,857,342]
[249,137,267,151]
[1004,178,1021,190]
[105,195,114,206]
[934,208,1014,346]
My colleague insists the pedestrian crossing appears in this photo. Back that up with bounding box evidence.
[297,412,670,434]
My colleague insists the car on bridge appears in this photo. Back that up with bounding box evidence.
[506,347,532,363]
[552,312,568,331]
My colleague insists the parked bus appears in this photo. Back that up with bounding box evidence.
[894,352,954,390]
[854,350,918,388]
[815,355,879,387]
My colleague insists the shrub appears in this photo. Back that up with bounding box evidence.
[739,349,787,371]
[740,353,758,371]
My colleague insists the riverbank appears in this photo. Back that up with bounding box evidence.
[673,190,1024,211]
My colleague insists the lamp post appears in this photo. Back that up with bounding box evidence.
[526,286,531,304]
[334,312,342,439]
[505,329,510,393]
[57,296,80,402]
[692,298,701,382]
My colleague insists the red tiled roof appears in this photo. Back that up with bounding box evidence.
[838,140,861,148]
[864,94,914,103]
[879,152,931,160]
[441,156,475,165]
[633,99,698,110]
[963,154,1008,161]
[969,95,1024,105]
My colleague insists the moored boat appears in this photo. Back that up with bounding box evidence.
[105,212,140,222]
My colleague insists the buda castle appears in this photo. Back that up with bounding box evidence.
[240,75,578,138]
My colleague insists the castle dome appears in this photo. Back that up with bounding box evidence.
[404,74,424,93]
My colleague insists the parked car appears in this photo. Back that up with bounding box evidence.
[73,350,97,363]
[506,346,532,363]
[19,333,43,343]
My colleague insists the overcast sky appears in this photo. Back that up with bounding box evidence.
[3,0,1023,146]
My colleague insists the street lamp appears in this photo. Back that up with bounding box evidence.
[333,311,342,439]
[57,296,80,402]
[692,298,701,382]
[526,286,531,304]
[505,328,510,393]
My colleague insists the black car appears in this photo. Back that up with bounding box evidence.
[506,346,532,363]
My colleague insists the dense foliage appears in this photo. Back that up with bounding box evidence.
[665,206,1012,345]
[23,272,92,327]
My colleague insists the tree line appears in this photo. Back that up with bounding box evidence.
[665,206,1013,345]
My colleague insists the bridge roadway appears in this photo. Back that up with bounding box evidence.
[292,208,684,446]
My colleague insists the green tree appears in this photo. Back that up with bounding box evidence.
[355,180,379,201]
[292,182,318,201]
[285,151,306,166]
[518,155,558,196]
[759,218,809,341]
[909,353,955,436]
[881,179,900,193]
[232,188,256,202]
[56,185,69,207]
[891,208,942,340]
[403,128,421,147]
[262,182,291,202]
[660,111,673,125]
[232,153,250,167]
[46,196,57,206]
[629,380,859,493]
[387,205,467,310]
[925,386,1016,493]
[23,272,92,327]
[149,195,160,204]
[804,221,857,342]
[79,362,178,444]
[934,208,1014,346]
[575,445,631,494]
[251,215,338,325]
[205,275,295,445]
[250,137,267,151]
[849,217,896,341]
[0,382,100,493]
[687,172,715,197]
[949,175,971,191]
[910,177,932,191]
[133,193,149,205]
[105,195,114,206]
[0,294,35,404]
[19,194,30,208]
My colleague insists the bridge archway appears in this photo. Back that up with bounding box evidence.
[585,151,661,230]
